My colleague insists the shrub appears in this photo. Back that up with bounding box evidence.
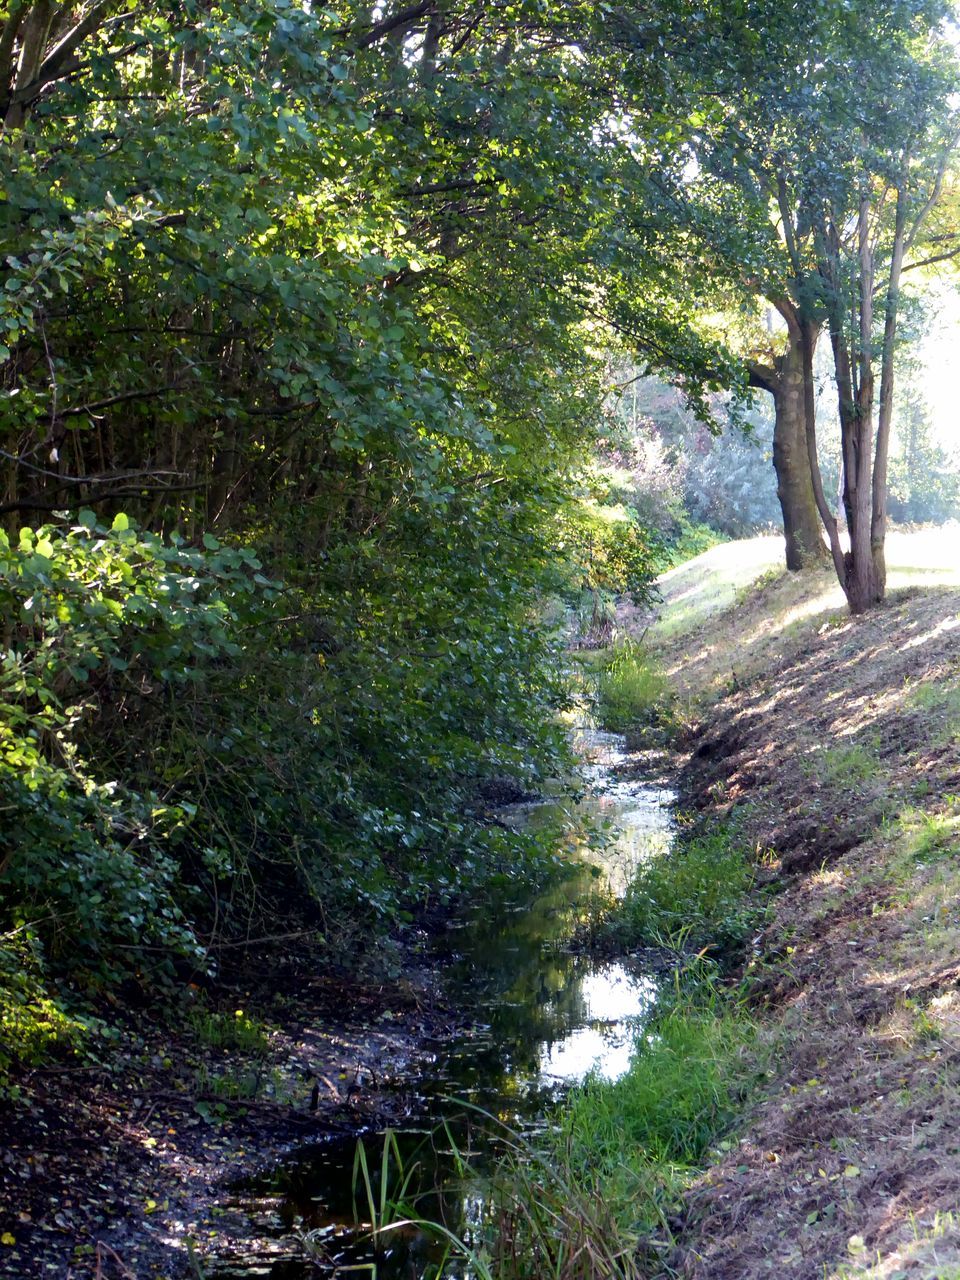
[0,507,571,1083]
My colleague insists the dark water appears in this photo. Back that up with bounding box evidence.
[207,728,674,1278]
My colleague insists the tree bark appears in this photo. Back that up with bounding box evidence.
[772,335,826,570]
[749,322,827,572]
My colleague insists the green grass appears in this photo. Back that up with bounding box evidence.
[818,738,882,786]
[900,803,960,864]
[907,675,960,747]
[596,640,670,731]
[185,1003,270,1054]
[489,982,762,1274]
[610,826,760,955]
[562,1004,754,1170]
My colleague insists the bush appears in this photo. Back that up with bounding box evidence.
[0,512,271,979]
[660,518,727,569]
[0,507,572,1081]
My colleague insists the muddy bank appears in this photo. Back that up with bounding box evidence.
[0,956,455,1280]
[0,729,676,1280]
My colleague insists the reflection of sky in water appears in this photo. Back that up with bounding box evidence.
[579,795,673,899]
[539,964,658,1083]
[208,728,676,1278]
[502,727,675,905]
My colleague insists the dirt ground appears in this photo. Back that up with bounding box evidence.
[0,953,457,1280]
[643,566,960,1279]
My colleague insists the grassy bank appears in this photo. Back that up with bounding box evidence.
[495,526,960,1280]
[615,527,960,1278]
[472,994,761,1280]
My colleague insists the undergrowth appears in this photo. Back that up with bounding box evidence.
[596,640,671,732]
[609,823,763,957]
[0,511,571,1089]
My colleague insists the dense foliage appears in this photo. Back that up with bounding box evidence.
[0,0,744,1063]
[2,0,958,1076]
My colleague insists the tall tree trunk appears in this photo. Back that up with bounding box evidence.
[822,194,887,615]
[870,184,909,600]
[749,318,827,571]
[771,333,826,570]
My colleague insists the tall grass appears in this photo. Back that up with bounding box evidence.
[596,640,670,732]
[345,1001,759,1280]
[340,1120,649,1280]
[611,826,760,955]
[561,1003,752,1173]
[549,1013,758,1271]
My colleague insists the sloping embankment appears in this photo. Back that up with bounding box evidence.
[641,535,960,1279]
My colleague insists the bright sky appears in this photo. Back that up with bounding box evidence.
[917,281,960,455]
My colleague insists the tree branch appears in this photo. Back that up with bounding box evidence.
[357,0,433,49]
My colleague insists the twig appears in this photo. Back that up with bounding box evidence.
[94,1241,137,1280]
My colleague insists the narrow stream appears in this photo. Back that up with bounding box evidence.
[209,728,674,1278]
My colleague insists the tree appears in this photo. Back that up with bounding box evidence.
[0,0,764,995]
[661,0,959,605]
[623,1,844,571]
[745,311,827,569]
[807,45,960,610]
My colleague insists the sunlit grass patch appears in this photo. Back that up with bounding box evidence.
[819,739,883,786]
[906,674,960,747]
[899,802,960,865]
[185,1002,271,1054]
[596,639,671,731]
[907,677,960,712]
[829,1208,960,1279]
[651,535,786,645]
[798,735,882,789]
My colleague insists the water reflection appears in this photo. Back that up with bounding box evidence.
[539,964,658,1082]
[207,729,674,1278]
